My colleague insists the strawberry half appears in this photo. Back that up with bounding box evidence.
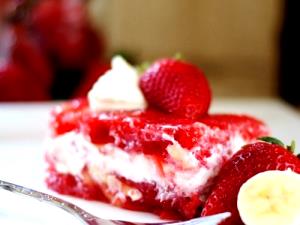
[139,59,211,119]
[201,140,300,225]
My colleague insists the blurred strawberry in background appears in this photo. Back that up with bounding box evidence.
[9,24,53,89]
[0,23,53,101]
[0,0,107,101]
[0,60,50,101]
[29,0,106,99]
[30,0,104,70]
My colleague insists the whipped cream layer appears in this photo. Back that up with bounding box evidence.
[45,125,246,203]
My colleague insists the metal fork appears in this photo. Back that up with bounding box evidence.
[0,180,230,225]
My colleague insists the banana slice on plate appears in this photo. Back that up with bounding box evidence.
[237,170,300,225]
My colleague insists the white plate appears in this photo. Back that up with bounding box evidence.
[1,98,300,225]
[0,102,166,225]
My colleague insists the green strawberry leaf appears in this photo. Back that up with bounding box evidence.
[136,53,185,74]
[173,52,184,60]
[258,136,297,154]
[258,136,285,147]
[136,61,151,75]
[287,140,296,153]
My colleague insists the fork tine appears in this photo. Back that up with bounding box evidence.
[1,179,230,225]
[161,212,231,225]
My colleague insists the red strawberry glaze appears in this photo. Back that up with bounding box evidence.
[46,168,107,201]
[116,176,203,220]
[46,99,269,219]
[50,99,268,154]
[45,167,200,220]
[50,98,89,135]
[199,114,269,141]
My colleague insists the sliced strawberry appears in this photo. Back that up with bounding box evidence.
[201,141,300,225]
[139,58,211,119]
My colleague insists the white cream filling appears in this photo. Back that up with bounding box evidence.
[46,127,246,201]
[45,133,89,175]
[231,133,246,153]
[87,143,165,184]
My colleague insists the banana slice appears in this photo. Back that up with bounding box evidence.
[237,170,300,225]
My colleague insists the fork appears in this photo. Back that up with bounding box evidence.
[0,180,230,225]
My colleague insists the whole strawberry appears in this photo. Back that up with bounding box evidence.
[139,59,211,119]
[201,140,300,225]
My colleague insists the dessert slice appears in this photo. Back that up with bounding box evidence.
[45,57,269,219]
[45,100,268,219]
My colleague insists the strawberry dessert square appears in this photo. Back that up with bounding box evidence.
[45,56,269,219]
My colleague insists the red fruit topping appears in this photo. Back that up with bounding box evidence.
[83,117,115,144]
[139,59,211,119]
[50,98,89,135]
[199,114,270,141]
[201,141,300,225]
[51,100,269,158]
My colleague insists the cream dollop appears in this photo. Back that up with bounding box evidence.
[88,56,147,111]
